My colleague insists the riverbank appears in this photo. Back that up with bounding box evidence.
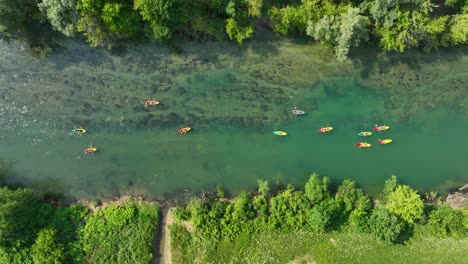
[167,176,468,263]
[0,188,160,264]
[1,177,467,263]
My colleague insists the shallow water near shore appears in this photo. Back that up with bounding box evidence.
[0,36,467,199]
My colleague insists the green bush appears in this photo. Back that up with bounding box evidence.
[31,228,65,264]
[427,206,468,238]
[385,185,424,224]
[173,207,190,221]
[367,208,405,243]
[80,203,159,264]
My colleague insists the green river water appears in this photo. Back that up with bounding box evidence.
[0,37,467,200]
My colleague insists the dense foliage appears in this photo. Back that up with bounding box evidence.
[1,0,467,59]
[81,203,159,264]
[170,174,468,262]
[0,187,159,264]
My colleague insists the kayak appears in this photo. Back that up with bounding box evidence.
[358,131,372,137]
[273,131,287,136]
[72,127,86,135]
[356,142,372,148]
[177,127,191,134]
[144,99,159,106]
[318,127,333,133]
[378,139,393,145]
[373,124,390,132]
[83,146,97,154]
[292,109,305,115]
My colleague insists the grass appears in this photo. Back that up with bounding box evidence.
[170,227,468,264]
[80,200,159,264]
[311,233,468,264]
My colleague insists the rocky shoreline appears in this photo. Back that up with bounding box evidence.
[446,184,468,209]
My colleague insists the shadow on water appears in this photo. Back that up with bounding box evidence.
[351,46,468,80]
[0,159,70,202]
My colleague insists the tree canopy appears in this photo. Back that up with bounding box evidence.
[385,185,424,224]
[1,0,467,58]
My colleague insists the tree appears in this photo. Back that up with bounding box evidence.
[335,7,369,61]
[335,179,370,213]
[306,198,340,232]
[101,2,140,37]
[380,175,398,203]
[347,194,372,232]
[0,187,40,247]
[427,206,468,238]
[268,0,339,36]
[225,18,254,45]
[368,0,449,52]
[134,0,180,42]
[0,0,41,38]
[307,15,339,48]
[268,5,305,36]
[307,7,368,61]
[247,0,263,17]
[76,0,115,48]
[31,228,65,264]
[268,185,310,229]
[385,185,424,224]
[304,173,330,204]
[450,14,468,44]
[257,179,270,196]
[77,14,115,48]
[368,208,405,243]
[37,0,79,37]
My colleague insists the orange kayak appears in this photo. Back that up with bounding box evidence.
[356,142,371,148]
[317,127,333,133]
[373,124,390,132]
[177,127,191,134]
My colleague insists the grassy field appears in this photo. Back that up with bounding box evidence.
[170,227,468,264]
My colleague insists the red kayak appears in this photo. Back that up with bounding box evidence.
[317,126,333,133]
[356,142,371,148]
[373,124,390,132]
[144,99,159,107]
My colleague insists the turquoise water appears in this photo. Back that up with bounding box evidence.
[0,38,467,199]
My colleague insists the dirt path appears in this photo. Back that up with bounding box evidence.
[158,207,174,264]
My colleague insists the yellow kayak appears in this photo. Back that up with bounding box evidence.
[83,146,97,154]
[177,127,191,134]
[358,131,372,137]
[374,124,390,132]
[378,139,393,145]
[356,142,372,148]
[318,127,333,133]
[273,131,287,136]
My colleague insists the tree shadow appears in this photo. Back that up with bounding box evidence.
[350,46,468,80]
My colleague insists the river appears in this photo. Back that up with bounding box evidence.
[0,36,467,199]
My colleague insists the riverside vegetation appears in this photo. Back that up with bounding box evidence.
[0,173,467,263]
[0,187,159,264]
[0,0,467,61]
[169,174,468,263]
